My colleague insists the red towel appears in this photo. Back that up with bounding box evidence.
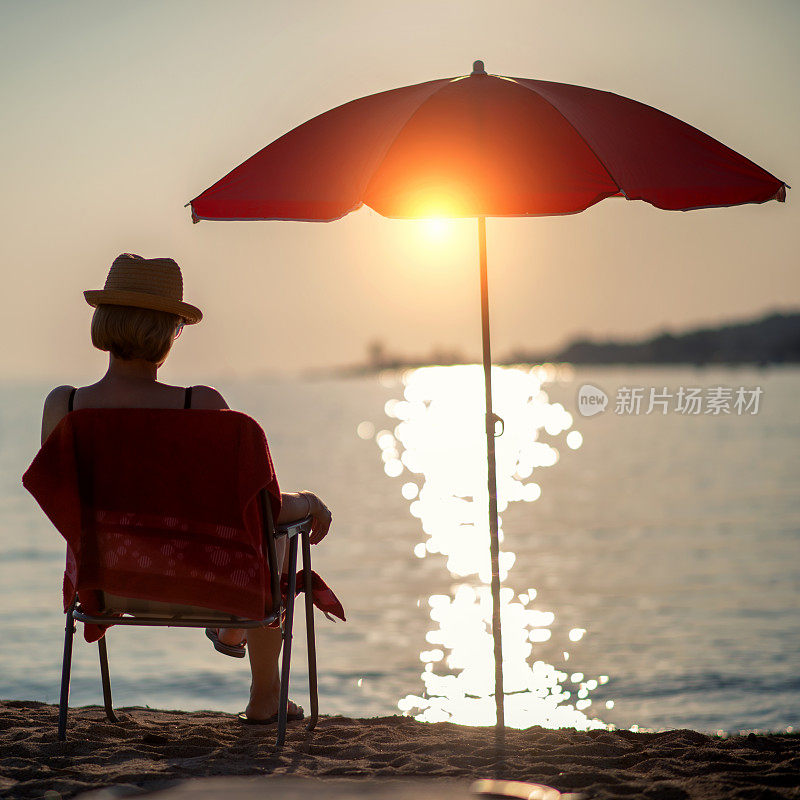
[23,408,343,641]
[282,570,345,623]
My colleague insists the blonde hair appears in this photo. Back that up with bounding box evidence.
[91,304,180,364]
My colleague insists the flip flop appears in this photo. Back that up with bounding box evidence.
[205,628,246,658]
[237,704,305,725]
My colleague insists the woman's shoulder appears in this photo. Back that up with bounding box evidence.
[187,385,229,410]
[43,385,75,417]
[41,385,75,444]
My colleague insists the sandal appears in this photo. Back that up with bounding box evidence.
[205,628,246,658]
[237,702,305,724]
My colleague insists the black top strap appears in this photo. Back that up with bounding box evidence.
[68,387,76,412]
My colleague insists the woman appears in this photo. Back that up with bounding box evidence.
[40,253,332,724]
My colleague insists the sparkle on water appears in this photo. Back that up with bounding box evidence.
[374,364,610,729]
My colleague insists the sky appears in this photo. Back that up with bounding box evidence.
[1,0,798,382]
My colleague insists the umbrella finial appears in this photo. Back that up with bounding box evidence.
[471,60,486,76]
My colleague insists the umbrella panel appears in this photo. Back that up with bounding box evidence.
[513,77,786,210]
[364,76,621,218]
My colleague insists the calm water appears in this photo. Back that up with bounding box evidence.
[0,365,797,734]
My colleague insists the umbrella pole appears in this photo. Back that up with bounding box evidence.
[478,215,506,757]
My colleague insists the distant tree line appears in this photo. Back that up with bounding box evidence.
[534,311,800,366]
[326,310,800,378]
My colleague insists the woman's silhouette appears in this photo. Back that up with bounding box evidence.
[40,253,331,723]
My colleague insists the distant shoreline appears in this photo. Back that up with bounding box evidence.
[309,310,800,378]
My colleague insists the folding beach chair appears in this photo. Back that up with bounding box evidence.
[23,409,319,749]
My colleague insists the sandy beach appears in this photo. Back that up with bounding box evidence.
[1,700,798,800]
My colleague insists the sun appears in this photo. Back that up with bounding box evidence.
[421,218,454,242]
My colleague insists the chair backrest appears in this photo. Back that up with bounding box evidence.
[24,408,282,621]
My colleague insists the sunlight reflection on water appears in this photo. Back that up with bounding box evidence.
[375,364,610,729]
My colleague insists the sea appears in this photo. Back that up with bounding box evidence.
[1,364,797,735]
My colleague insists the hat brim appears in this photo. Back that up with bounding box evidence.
[84,290,202,324]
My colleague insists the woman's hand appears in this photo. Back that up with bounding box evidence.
[299,491,332,545]
[277,491,333,544]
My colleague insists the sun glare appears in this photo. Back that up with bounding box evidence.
[421,218,454,242]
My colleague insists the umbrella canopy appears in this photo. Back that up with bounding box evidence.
[191,62,786,222]
[189,62,787,749]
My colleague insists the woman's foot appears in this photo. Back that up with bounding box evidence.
[239,698,304,723]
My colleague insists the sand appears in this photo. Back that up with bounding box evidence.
[1,700,798,800]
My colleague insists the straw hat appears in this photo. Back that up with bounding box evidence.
[84,254,202,324]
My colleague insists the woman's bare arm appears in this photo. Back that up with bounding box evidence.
[278,491,332,545]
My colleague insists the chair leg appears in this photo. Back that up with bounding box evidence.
[275,533,299,749]
[97,636,119,723]
[301,530,319,730]
[58,603,76,741]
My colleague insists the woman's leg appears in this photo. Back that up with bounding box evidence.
[243,622,285,718]
[244,536,301,719]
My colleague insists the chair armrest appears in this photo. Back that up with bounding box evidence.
[275,515,313,540]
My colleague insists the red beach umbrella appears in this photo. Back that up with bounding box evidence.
[189,61,787,742]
